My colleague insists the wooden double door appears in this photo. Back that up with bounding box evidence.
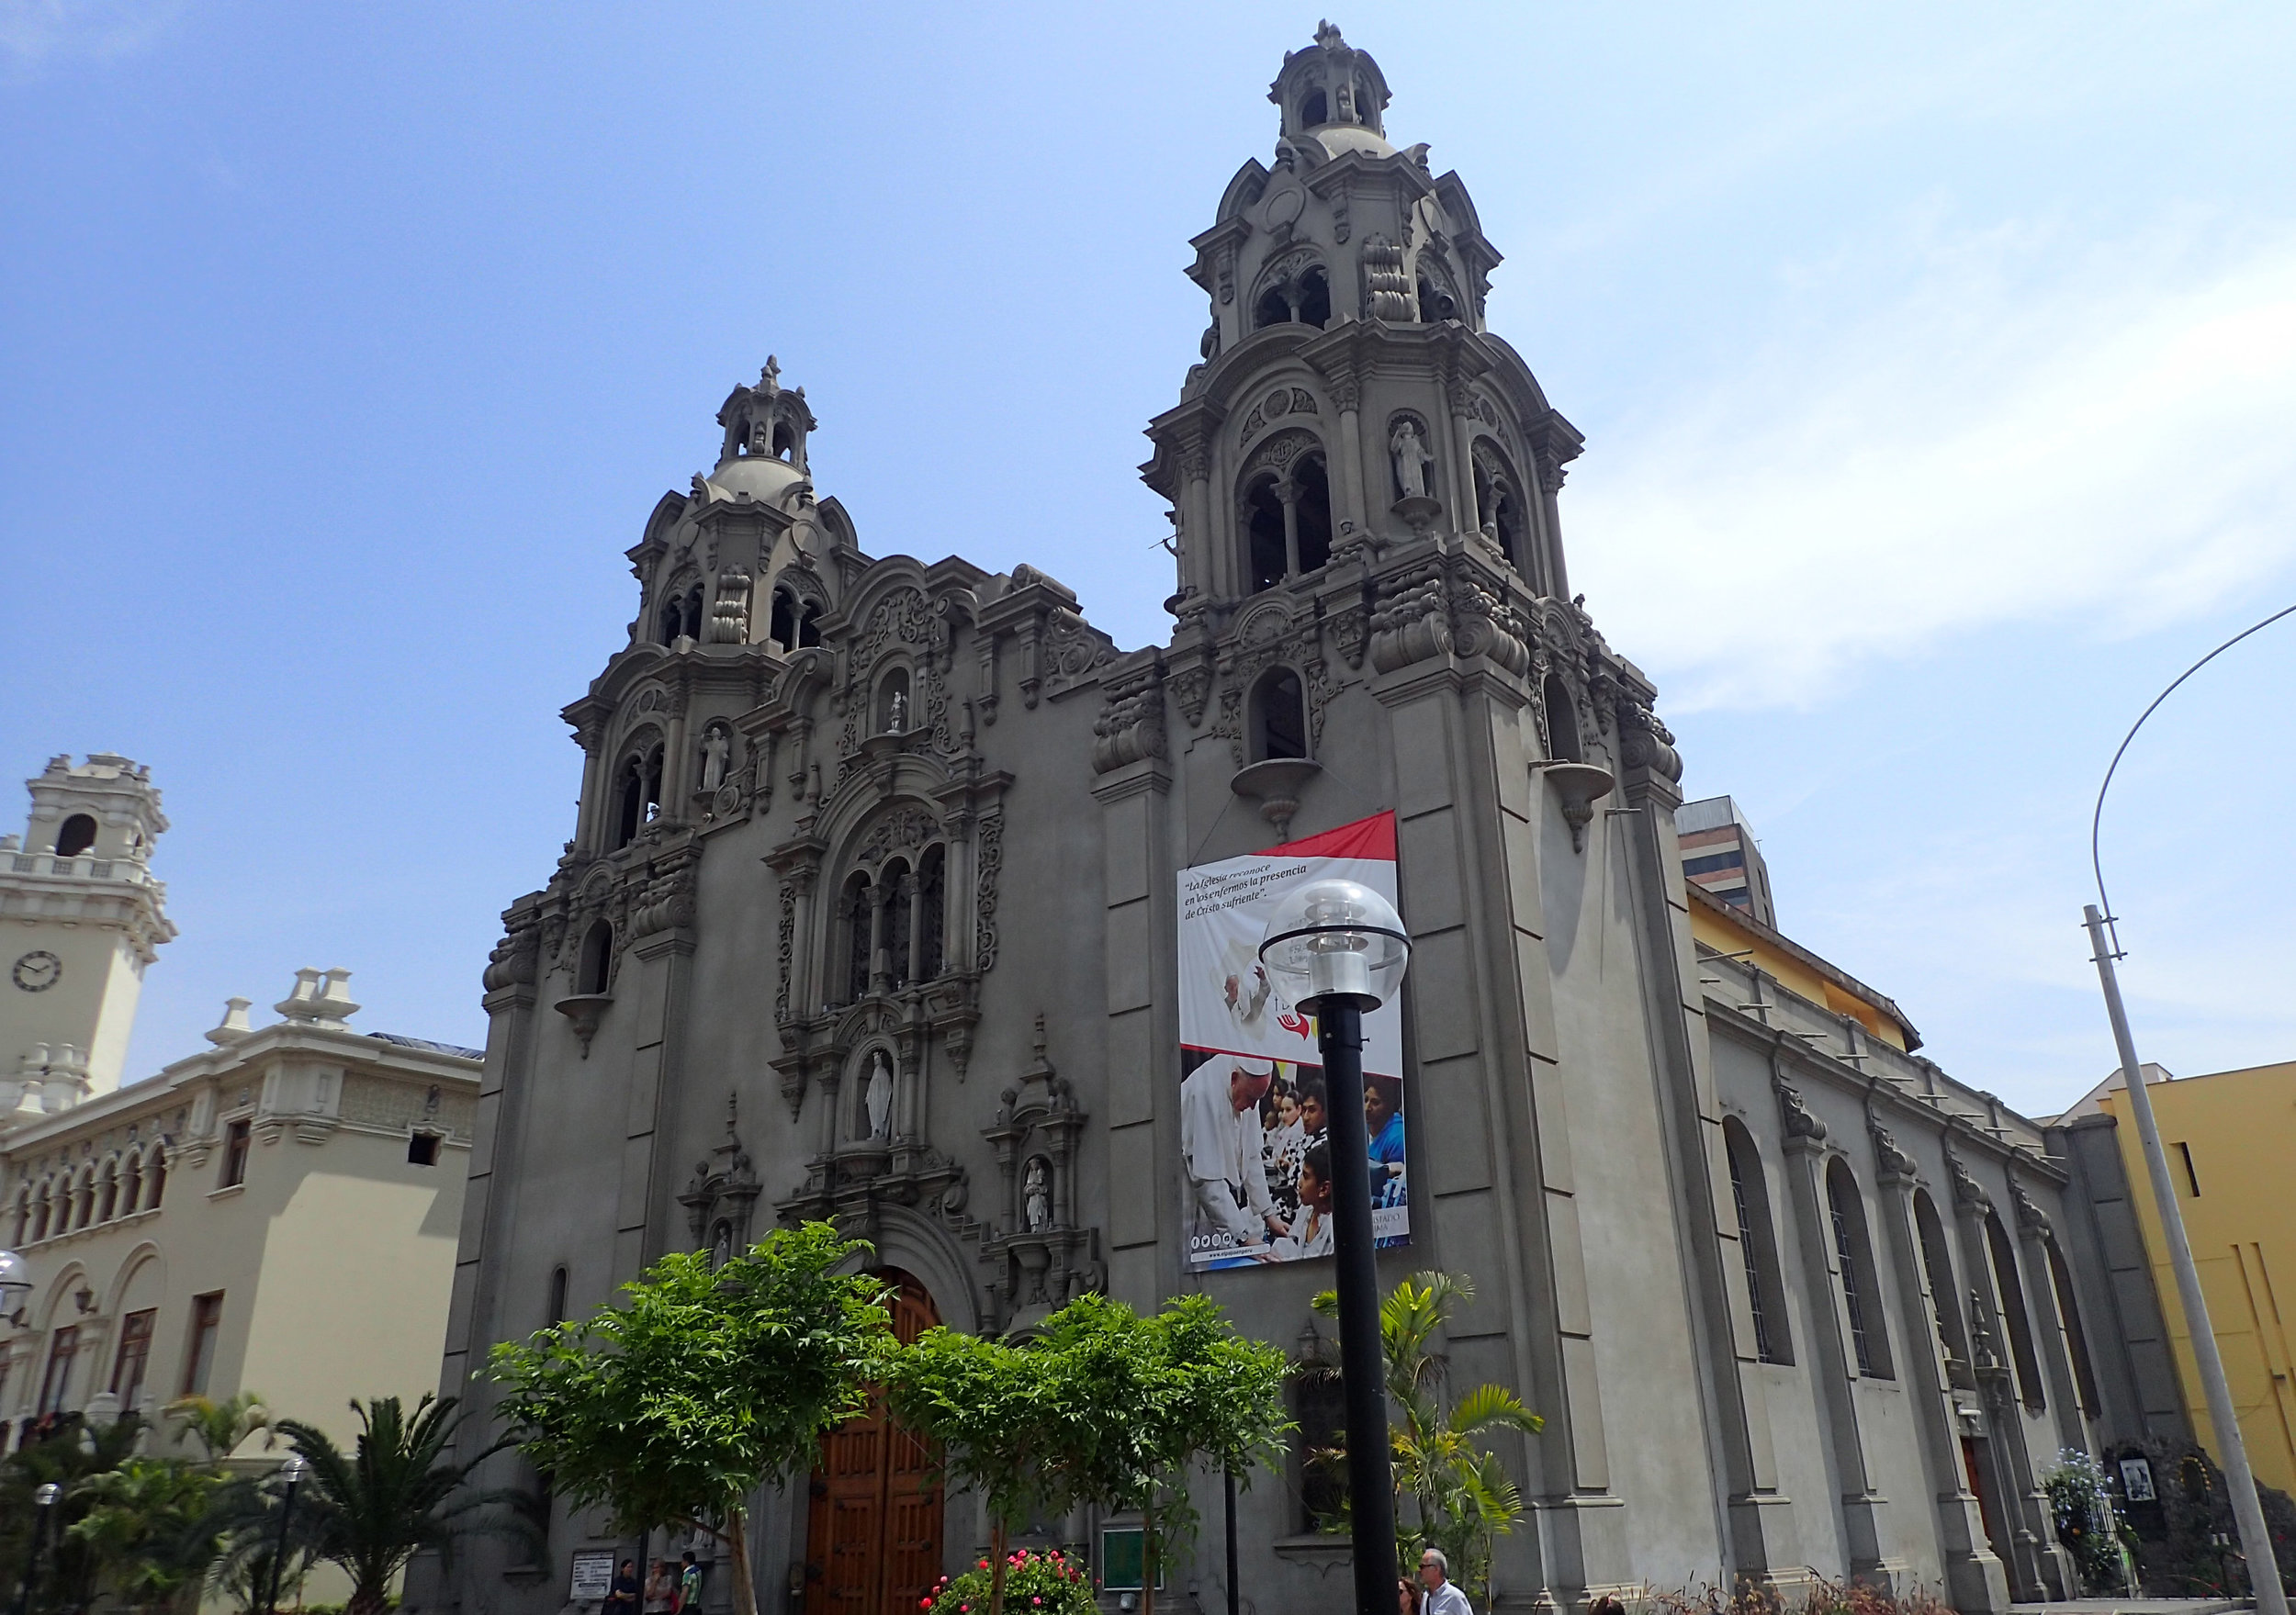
[804,1272,944,1615]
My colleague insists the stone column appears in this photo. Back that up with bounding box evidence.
[572,723,606,852]
[1449,383,1482,537]
[2011,1183,2090,1454]
[1871,1122,2009,1612]
[1535,445,1571,601]
[1774,1075,1892,1584]
[1330,378,1367,548]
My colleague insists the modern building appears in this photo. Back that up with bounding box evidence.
[422,28,2168,1615]
[2079,1059,2296,1496]
[0,757,482,1457]
[1676,794,1777,926]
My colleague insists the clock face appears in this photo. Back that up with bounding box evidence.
[12,950,62,993]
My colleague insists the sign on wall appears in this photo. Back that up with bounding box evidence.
[1176,812,1409,1272]
[568,1551,615,1604]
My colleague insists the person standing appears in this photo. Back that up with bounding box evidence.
[1416,1548,1472,1615]
[644,1559,675,1615]
[678,1552,703,1614]
[604,1560,640,1615]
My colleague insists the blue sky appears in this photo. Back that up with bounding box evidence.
[3,2,2290,1118]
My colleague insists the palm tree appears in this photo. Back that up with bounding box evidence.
[216,1395,527,1615]
[165,1391,276,1466]
[67,1456,219,1614]
[1313,1271,1544,1605]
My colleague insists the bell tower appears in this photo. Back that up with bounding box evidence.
[1144,21,1583,617]
[0,754,174,1121]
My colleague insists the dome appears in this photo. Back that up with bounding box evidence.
[1306,123,1394,160]
[703,454,806,506]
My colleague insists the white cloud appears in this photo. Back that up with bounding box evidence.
[0,0,184,68]
[1567,214,2296,710]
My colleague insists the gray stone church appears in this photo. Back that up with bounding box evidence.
[424,27,2188,1615]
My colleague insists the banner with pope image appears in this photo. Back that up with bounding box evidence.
[1176,811,1408,1272]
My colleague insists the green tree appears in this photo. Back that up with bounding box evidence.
[211,1395,523,1615]
[1033,1292,1290,1615]
[487,1223,893,1615]
[0,1413,153,1614]
[66,1455,219,1613]
[1314,1270,1542,1606]
[883,1328,1052,1615]
[165,1391,276,1465]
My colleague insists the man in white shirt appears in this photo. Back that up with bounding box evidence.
[1180,1057,1286,1251]
[1417,1548,1473,1615]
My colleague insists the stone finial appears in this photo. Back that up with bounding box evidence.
[312,968,361,1021]
[275,968,323,1019]
[206,997,253,1045]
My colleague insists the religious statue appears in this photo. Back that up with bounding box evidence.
[1390,417,1435,501]
[887,689,908,733]
[864,1051,894,1140]
[1023,1158,1052,1232]
[711,1221,734,1270]
[699,728,731,793]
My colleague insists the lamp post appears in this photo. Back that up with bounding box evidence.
[1261,878,1411,1615]
[261,1452,308,1615]
[12,1481,62,1615]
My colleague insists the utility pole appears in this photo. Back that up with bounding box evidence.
[2084,904,2286,1615]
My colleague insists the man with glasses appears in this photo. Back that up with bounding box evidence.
[1417,1548,1472,1615]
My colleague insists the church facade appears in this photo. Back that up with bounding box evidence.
[427,28,2168,1615]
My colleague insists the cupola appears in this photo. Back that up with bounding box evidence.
[1269,21,1390,143]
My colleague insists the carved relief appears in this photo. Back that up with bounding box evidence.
[1170,663,1212,728]
[1238,387,1323,447]
[708,569,752,645]
[974,813,1004,972]
[1368,564,1450,672]
[856,806,940,867]
[1361,233,1412,320]
[482,919,538,992]
[1091,668,1168,775]
[839,588,955,762]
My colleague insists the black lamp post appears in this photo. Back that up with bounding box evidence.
[1260,877,1412,1615]
[12,1481,62,1615]
[261,1452,308,1615]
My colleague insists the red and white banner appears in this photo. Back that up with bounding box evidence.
[1176,812,1409,1272]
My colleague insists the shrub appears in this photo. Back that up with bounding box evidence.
[922,1547,1094,1615]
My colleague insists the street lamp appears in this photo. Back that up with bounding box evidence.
[261,1452,309,1615]
[0,1248,30,1324]
[1260,878,1411,1615]
[12,1481,62,1615]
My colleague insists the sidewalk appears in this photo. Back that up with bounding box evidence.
[2006,1601,2247,1615]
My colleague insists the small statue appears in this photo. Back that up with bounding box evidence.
[1024,1158,1052,1231]
[1390,418,1434,501]
[887,689,908,733]
[699,728,731,793]
[865,1051,894,1140]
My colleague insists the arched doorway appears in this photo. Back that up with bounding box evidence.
[804,1270,943,1614]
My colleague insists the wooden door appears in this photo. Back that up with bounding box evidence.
[805,1273,943,1615]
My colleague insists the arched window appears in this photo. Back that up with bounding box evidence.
[576,920,613,997]
[1353,79,1375,127]
[658,594,687,645]
[547,1264,569,1326]
[97,1161,118,1224]
[32,1182,52,1242]
[11,1188,28,1246]
[2046,1241,2102,1418]
[1241,449,1333,594]
[1472,447,1525,566]
[1296,267,1331,329]
[842,872,873,1004]
[1986,1212,2045,1412]
[74,1168,96,1232]
[771,421,796,461]
[1723,1119,1791,1364]
[798,600,823,648]
[770,588,796,650]
[1416,273,1459,324]
[883,860,915,991]
[146,1147,166,1210]
[1255,284,1293,331]
[1914,1189,1973,1384]
[121,1153,143,1217]
[614,745,664,849]
[55,814,96,858]
[1250,668,1310,762]
[877,668,911,735]
[917,846,946,981]
[1827,1159,1893,1378]
[1542,674,1582,764]
[1301,88,1328,126]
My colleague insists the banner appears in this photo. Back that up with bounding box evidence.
[1176,812,1408,1272]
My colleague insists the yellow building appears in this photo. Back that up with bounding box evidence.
[2097,1059,2296,1496]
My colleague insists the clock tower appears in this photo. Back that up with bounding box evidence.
[0,754,175,1123]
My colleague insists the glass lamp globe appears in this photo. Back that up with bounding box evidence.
[279,1452,309,1484]
[1257,878,1411,1011]
[0,1246,29,1305]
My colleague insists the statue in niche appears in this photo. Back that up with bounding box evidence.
[1023,1158,1052,1232]
[711,1220,733,1270]
[864,1051,894,1140]
[699,728,731,792]
[887,690,907,733]
[1390,417,1435,501]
